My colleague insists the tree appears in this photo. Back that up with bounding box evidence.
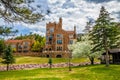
[68,35,100,65]
[0,0,42,23]
[48,58,52,69]
[0,39,5,56]
[83,20,92,33]
[90,6,120,67]
[2,45,15,71]
[31,40,41,52]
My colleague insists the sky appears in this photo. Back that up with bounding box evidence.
[1,0,120,37]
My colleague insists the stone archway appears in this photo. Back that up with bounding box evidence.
[46,55,49,58]
[56,55,62,58]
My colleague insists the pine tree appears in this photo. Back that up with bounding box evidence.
[0,39,5,56]
[90,6,120,67]
[0,0,42,23]
[83,20,92,33]
[2,45,15,71]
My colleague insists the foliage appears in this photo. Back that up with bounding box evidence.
[90,6,120,66]
[12,48,17,52]
[0,25,18,37]
[0,39,5,55]
[68,35,101,64]
[83,20,92,33]
[48,58,52,64]
[2,45,15,71]
[31,40,41,52]
[48,58,52,68]
[0,0,43,23]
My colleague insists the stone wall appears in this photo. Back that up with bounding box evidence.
[13,52,43,57]
[13,52,70,58]
[0,62,100,71]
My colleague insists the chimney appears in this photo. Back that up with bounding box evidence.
[74,25,76,32]
[74,25,76,39]
[59,17,62,29]
[59,17,62,24]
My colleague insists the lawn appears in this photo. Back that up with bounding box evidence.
[0,64,120,80]
[0,56,99,65]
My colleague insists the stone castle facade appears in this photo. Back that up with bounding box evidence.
[43,18,76,58]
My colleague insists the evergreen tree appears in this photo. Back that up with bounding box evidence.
[0,39,5,56]
[83,20,92,33]
[2,45,15,71]
[48,58,52,68]
[0,25,18,37]
[90,6,120,67]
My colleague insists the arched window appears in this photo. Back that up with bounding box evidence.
[46,55,49,58]
[56,55,62,58]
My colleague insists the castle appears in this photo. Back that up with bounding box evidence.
[5,18,76,58]
[43,18,76,58]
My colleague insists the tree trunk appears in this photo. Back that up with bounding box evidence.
[105,49,109,67]
[50,64,52,69]
[89,57,94,65]
[103,29,109,67]
[7,64,9,71]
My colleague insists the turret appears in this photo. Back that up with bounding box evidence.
[74,25,76,39]
[59,17,62,24]
[74,25,76,32]
[58,17,62,29]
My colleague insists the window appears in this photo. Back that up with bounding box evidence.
[46,42,49,44]
[57,46,62,51]
[11,44,16,48]
[50,28,54,33]
[23,42,29,46]
[46,36,48,41]
[69,40,73,44]
[57,34,63,38]
[57,40,62,44]
[24,45,28,48]
[18,45,22,49]
[69,34,73,38]
[47,29,49,33]
[49,34,53,41]
[22,42,29,49]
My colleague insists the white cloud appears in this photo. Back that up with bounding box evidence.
[1,0,120,36]
[18,0,120,35]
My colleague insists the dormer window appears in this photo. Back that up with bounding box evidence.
[69,34,73,38]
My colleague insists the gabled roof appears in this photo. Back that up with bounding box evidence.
[103,48,120,55]
[5,40,23,43]
[109,49,120,53]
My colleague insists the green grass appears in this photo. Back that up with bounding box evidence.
[0,56,100,65]
[0,64,120,80]
[0,56,100,66]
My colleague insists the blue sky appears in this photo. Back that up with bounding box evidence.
[1,0,120,37]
